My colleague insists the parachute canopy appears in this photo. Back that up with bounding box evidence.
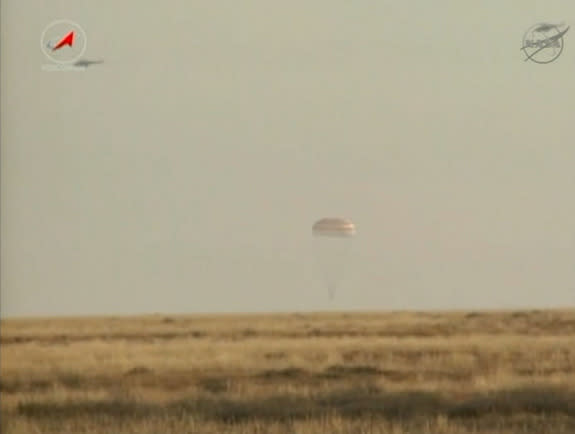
[312,217,356,238]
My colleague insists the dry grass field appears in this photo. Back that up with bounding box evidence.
[1,309,575,433]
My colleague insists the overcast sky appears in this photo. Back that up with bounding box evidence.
[1,1,574,317]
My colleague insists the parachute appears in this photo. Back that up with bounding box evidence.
[312,218,356,300]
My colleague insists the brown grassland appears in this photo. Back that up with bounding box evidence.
[1,309,575,433]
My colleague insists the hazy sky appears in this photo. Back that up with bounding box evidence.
[2,1,574,317]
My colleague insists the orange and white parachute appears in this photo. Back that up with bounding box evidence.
[312,217,356,300]
[312,217,356,238]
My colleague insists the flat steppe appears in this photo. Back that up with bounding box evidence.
[2,309,575,433]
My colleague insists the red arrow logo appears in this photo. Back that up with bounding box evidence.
[52,31,74,51]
